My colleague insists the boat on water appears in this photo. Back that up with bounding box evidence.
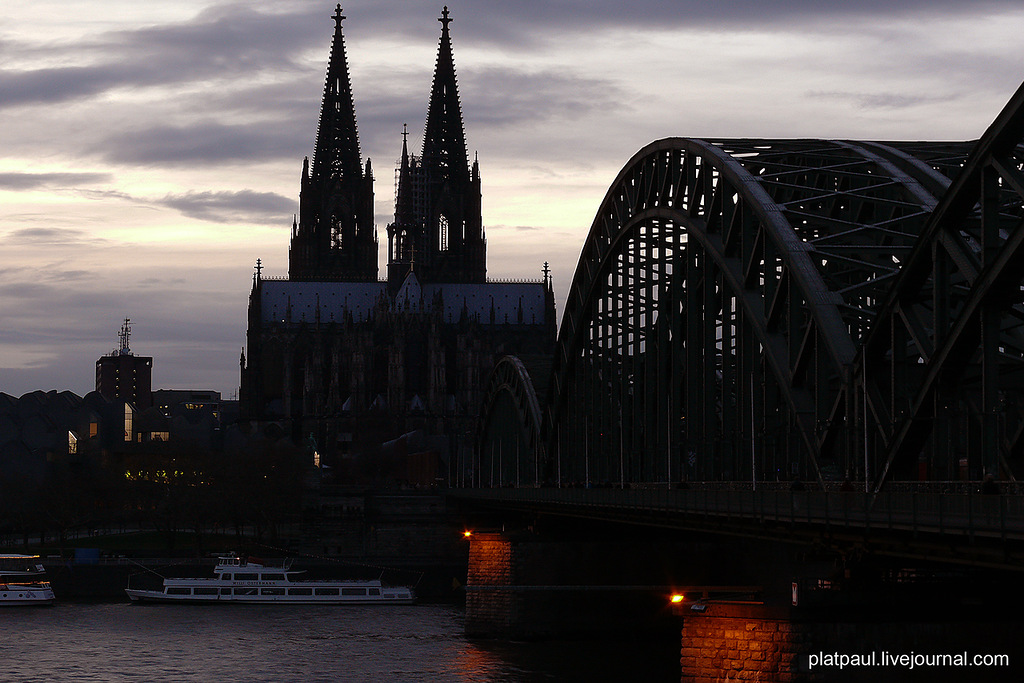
[0,554,56,606]
[125,555,415,605]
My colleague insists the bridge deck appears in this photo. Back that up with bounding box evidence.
[452,488,1024,568]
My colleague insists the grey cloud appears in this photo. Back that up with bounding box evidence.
[7,267,96,284]
[0,281,55,299]
[77,189,138,203]
[0,172,113,190]
[188,81,321,126]
[45,270,93,282]
[138,277,188,287]
[3,0,1014,112]
[353,0,1022,50]
[0,263,98,300]
[157,190,294,225]
[0,4,323,110]
[0,65,138,107]
[91,122,302,166]
[463,68,626,126]
[106,4,316,65]
[808,90,958,110]
[5,227,109,246]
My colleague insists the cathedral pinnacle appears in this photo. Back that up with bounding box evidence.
[421,5,469,182]
[289,2,377,281]
[312,2,362,187]
[386,4,485,287]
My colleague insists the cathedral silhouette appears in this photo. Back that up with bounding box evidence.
[240,6,555,476]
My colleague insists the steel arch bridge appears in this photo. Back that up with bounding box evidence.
[480,81,1024,492]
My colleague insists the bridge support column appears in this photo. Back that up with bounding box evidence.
[464,532,515,637]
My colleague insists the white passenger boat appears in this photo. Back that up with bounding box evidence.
[125,555,415,604]
[0,554,56,606]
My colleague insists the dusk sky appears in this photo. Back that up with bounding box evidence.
[2,0,1022,399]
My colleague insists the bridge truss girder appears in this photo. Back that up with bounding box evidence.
[542,136,993,488]
[866,82,1024,488]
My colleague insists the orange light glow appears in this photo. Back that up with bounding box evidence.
[463,530,472,538]
[671,594,685,603]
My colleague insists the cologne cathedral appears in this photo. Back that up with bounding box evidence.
[239,6,556,476]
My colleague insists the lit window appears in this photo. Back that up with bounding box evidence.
[439,214,449,251]
[124,404,133,442]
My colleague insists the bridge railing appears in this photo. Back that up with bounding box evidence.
[453,488,1024,541]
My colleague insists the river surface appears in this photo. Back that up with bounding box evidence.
[1,603,680,682]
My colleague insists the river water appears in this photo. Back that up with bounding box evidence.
[1,603,680,682]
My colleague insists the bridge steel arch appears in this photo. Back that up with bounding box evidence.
[543,137,981,488]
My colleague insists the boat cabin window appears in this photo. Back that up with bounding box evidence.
[261,588,285,596]
[288,588,313,596]
[315,588,339,596]
[166,587,191,595]
[220,573,232,580]
[234,573,259,581]
[233,587,258,596]
[194,587,219,596]
[261,573,286,581]
[369,588,380,596]
[342,588,366,596]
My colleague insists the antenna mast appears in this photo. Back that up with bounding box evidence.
[117,318,132,356]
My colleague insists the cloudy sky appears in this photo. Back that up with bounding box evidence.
[1,0,1022,399]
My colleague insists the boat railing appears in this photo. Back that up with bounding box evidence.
[0,580,51,588]
[213,556,293,570]
[41,556,295,568]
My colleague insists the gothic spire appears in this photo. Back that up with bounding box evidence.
[421,6,469,185]
[387,5,485,288]
[311,5,363,186]
[395,124,416,226]
[291,5,377,282]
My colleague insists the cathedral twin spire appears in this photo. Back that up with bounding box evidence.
[289,5,485,286]
[421,6,470,188]
[290,4,375,281]
[389,5,485,287]
[311,5,363,189]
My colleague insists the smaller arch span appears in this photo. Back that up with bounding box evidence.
[478,355,545,487]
